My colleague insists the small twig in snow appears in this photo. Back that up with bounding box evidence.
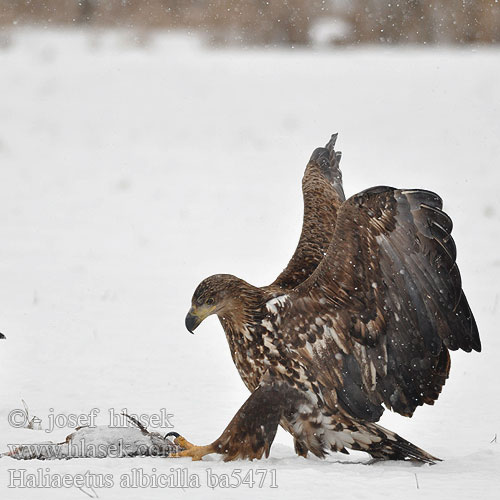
[414,473,420,490]
[76,486,96,498]
[21,399,41,430]
[490,434,497,444]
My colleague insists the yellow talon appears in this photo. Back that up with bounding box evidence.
[173,435,196,450]
[169,436,215,461]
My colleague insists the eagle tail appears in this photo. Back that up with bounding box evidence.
[359,423,440,464]
[293,412,439,464]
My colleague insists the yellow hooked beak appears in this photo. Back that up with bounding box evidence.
[185,304,216,334]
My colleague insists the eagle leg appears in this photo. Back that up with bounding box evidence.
[213,379,303,461]
[170,377,302,461]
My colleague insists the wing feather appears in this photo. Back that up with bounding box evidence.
[272,134,346,289]
[286,186,480,419]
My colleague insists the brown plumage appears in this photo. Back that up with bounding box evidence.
[179,134,480,463]
[272,134,345,289]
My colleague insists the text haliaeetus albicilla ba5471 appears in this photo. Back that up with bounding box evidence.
[176,134,480,463]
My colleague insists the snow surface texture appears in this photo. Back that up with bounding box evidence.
[0,29,499,499]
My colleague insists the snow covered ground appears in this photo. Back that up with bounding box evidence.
[0,29,498,499]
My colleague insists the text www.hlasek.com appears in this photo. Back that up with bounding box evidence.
[6,439,173,459]
[8,467,278,489]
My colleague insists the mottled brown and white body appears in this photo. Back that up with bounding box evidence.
[178,134,480,463]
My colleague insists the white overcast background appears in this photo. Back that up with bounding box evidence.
[0,29,499,499]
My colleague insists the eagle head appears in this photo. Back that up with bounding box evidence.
[185,274,260,334]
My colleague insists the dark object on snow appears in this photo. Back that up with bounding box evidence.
[5,414,185,460]
[0,333,5,339]
[179,133,480,463]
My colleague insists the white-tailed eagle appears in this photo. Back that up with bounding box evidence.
[177,134,480,463]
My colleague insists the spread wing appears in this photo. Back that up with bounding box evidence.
[286,186,480,420]
[271,134,345,290]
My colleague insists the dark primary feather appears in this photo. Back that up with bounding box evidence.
[291,186,480,419]
[272,134,345,290]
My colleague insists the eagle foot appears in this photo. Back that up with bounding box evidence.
[169,435,214,461]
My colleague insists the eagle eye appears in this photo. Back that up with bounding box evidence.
[206,297,214,305]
